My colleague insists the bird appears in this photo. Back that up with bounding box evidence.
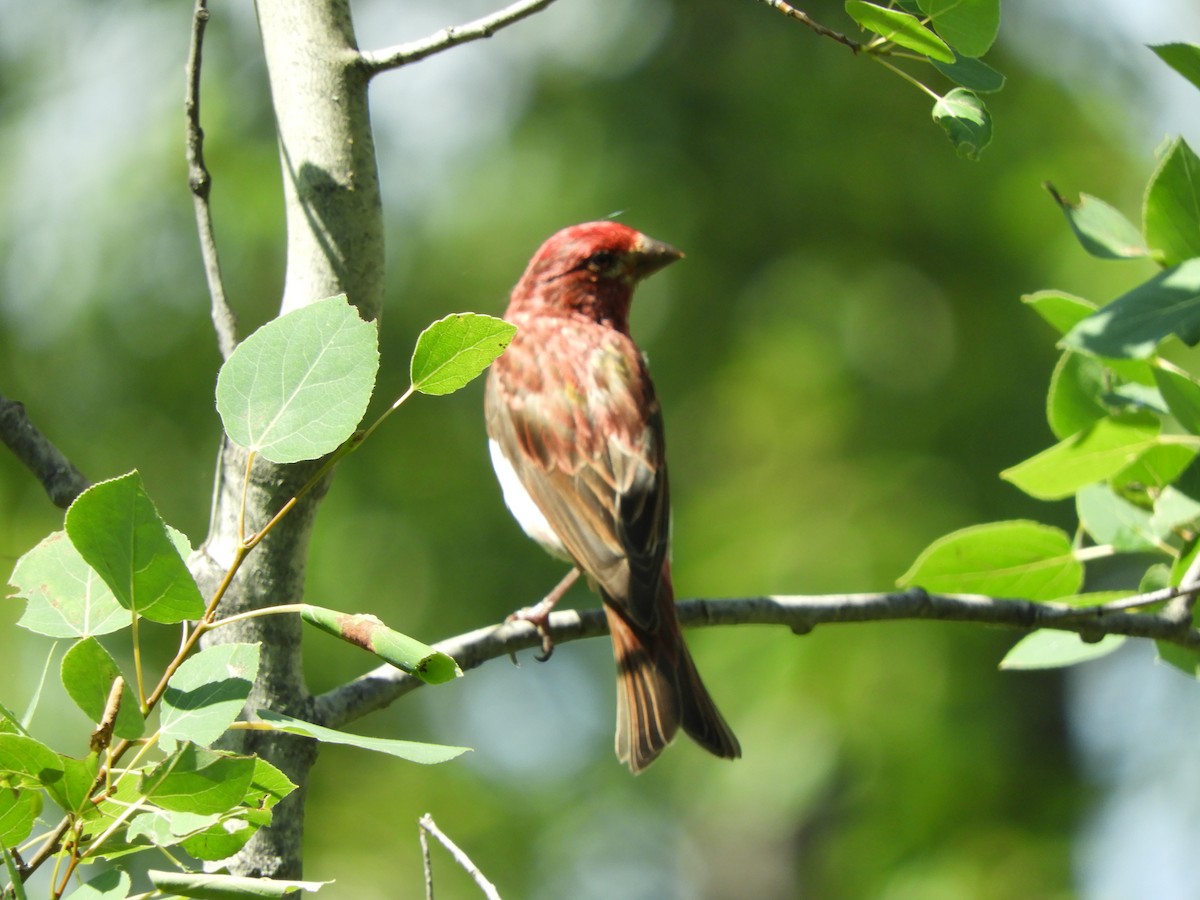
[484,221,741,773]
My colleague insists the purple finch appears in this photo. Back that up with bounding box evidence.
[485,221,741,773]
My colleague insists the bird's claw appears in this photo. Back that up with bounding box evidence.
[505,567,580,663]
[506,603,556,662]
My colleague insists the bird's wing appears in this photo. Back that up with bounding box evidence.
[485,319,669,632]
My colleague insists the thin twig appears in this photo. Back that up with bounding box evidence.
[314,588,1200,728]
[0,392,90,508]
[88,678,124,754]
[754,0,861,52]
[185,0,237,360]
[359,0,561,76]
[418,814,501,900]
[420,822,433,900]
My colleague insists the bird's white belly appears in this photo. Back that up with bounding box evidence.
[489,438,570,560]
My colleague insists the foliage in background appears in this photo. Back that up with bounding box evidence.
[0,0,1190,897]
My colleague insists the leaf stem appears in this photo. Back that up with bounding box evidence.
[130,611,147,714]
[207,603,308,631]
[357,384,416,445]
[237,450,254,544]
[873,55,940,100]
[242,383,416,548]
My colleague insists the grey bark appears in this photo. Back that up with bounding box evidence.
[190,0,384,878]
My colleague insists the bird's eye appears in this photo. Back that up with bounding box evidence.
[585,250,618,274]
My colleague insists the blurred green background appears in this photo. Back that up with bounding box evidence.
[2,0,1198,897]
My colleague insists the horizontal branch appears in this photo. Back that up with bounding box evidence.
[313,589,1200,729]
[358,0,561,76]
[0,392,90,508]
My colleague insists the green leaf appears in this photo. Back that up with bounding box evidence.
[1138,564,1171,595]
[1157,641,1200,677]
[148,871,329,899]
[43,752,100,816]
[1076,484,1158,551]
[1152,484,1200,535]
[1000,630,1125,670]
[216,295,380,464]
[141,745,256,815]
[0,733,64,790]
[845,1,955,62]
[1062,258,1200,358]
[931,53,1005,92]
[246,757,297,810]
[1,850,21,900]
[1045,184,1149,260]
[1144,137,1200,267]
[931,88,991,159]
[0,779,41,846]
[1046,352,1109,439]
[898,521,1082,601]
[300,606,461,684]
[1153,461,1200,536]
[410,313,517,396]
[1022,290,1097,335]
[10,531,127,638]
[127,808,222,847]
[160,643,260,749]
[1155,366,1200,434]
[181,807,271,862]
[84,776,168,860]
[918,0,1000,58]
[65,472,205,624]
[1000,415,1161,500]
[256,710,470,765]
[1112,442,1195,493]
[1151,43,1200,93]
[62,868,132,900]
[1171,530,1200,582]
[1104,380,1168,417]
[61,638,144,741]
[133,757,293,860]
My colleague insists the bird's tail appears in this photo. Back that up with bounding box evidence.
[606,594,741,773]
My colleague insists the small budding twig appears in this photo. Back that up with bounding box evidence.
[89,678,124,754]
[360,0,562,75]
[754,0,862,52]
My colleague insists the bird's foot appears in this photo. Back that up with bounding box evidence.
[507,598,558,661]
[506,567,582,662]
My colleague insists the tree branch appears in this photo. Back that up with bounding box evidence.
[186,0,238,360]
[753,0,861,52]
[418,814,501,900]
[313,589,1200,728]
[0,393,90,508]
[358,0,561,77]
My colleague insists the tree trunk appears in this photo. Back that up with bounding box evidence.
[190,0,383,877]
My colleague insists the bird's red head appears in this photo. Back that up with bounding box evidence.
[507,221,683,332]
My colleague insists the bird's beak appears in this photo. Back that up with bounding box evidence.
[630,235,685,280]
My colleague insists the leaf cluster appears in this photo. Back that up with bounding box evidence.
[901,45,1200,672]
[2,301,512,898]
[843,0,1002,157]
